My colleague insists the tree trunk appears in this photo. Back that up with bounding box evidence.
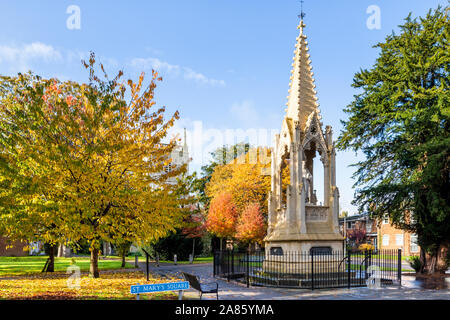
[419,246,427,273]
[421,242,449,274]
[90,246,100,278]
[436,242,449,272]
[57,243,63,258]
[192,238,196,258]
[121,253,126,268]
[47,244,56,272]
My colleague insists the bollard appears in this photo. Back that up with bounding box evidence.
[189,254,193,264]
[146,254,149,281]
[174,254,177,265]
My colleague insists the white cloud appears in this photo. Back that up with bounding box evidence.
[129,57,225,87]
[0,42,120,77]
[0,42,225,88]
[0,42,63,72]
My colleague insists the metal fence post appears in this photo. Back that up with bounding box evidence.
[347,252,351,289]
[227,250,230,282]
[311,252,314,290]
[213,251,216,277]
[364,250,368,281]
[246,251,249,288]
[146,253,149,282]
[397,249,402,286]
[231,250,234,276]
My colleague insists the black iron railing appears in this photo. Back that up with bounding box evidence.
[213,249,401,290]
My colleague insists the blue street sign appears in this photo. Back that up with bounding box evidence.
[130,281,190,294]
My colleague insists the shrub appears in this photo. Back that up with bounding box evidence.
[358,243,375,252]
[408,256,422,272]
[151,229,204,261]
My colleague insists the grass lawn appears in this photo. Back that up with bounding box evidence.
[158,256,213,264]
[0,270,181,300]
[0,256,135,277]
[351,254,410,261]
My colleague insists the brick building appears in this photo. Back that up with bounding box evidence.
[339,213,378,249]
[377,216,420,257]
[0,236,28,257]
[339,213,420,257]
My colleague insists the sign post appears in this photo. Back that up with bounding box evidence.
[130,281,190,300]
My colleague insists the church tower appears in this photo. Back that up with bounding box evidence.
[264,17,344,255]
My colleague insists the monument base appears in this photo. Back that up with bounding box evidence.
[263,232,345,274]
[261,255,343,274]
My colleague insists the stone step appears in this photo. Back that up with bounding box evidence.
[249,276,394,288]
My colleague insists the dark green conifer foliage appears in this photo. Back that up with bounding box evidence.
[337,7,449,273]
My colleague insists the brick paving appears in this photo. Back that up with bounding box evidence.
[139,262,450,300]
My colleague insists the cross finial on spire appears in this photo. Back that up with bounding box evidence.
[298,0,306,20]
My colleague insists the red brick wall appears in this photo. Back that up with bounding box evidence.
[378,222,420,257]
[0,236,28,256]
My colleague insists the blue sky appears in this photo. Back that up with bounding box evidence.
[0,0,446,214]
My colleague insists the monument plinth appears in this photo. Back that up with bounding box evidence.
[264,18,344,261]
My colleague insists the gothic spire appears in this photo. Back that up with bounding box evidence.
[285,17,321,131]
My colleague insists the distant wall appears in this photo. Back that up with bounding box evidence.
[0,236,28,256]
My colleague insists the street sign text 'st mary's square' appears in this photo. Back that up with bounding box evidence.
[130,281,190,294]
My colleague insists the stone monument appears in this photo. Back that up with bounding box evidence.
[264,18,344,257]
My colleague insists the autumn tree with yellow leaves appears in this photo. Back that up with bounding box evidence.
[204,147,292,248]
[205,147,271,216]
[205,147,284,248]
[0,53,189,277]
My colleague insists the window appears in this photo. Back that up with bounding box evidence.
[164,163,174,173]
[382,215,389,224]
[270,247,283,256]
[410,234,419,253]
[310,247,332,256]
[382,235,389,246]
[396,234,404,246]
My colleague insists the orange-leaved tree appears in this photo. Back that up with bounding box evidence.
[205,192,238,251]
[205,147,271,217]
[235,202,266,246]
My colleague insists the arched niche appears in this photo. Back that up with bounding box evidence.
[302,127,329,206]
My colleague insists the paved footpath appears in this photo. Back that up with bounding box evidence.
[139,262,450,300]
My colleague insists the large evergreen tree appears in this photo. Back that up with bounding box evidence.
[337,7,449,274]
